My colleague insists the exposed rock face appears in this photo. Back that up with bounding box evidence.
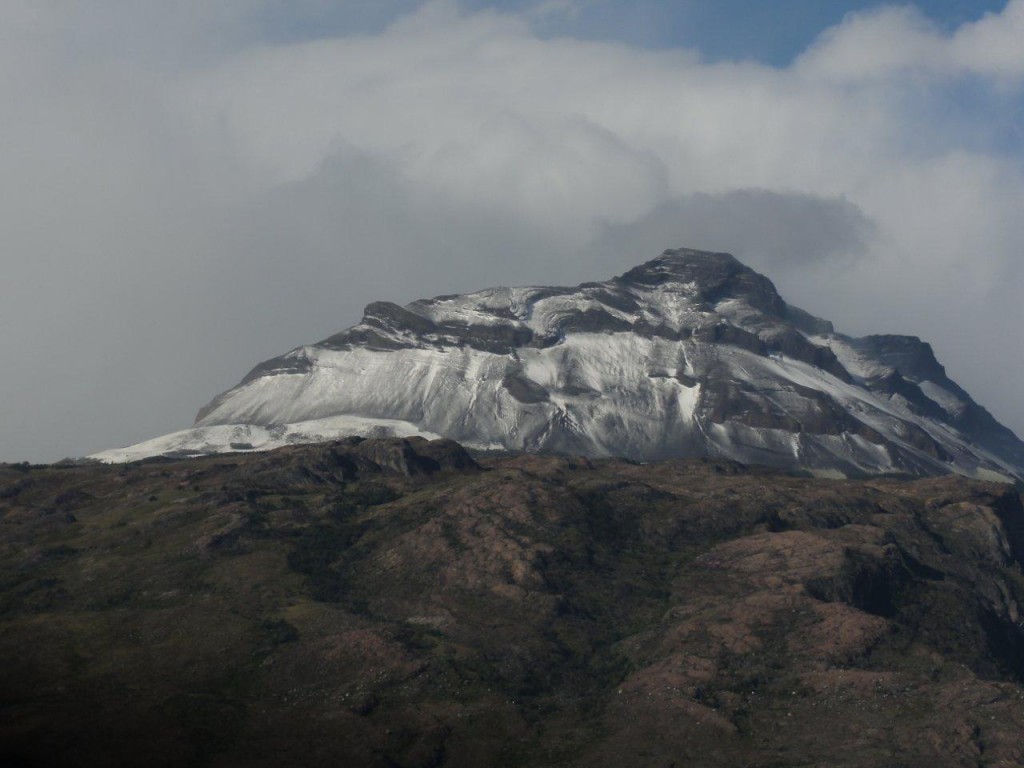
[97,248,1024,480]
[3,442,1024,767]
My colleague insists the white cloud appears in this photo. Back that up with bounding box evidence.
[1,0,1023,460]
[796,0,1024,80]
[953,0,1024,77]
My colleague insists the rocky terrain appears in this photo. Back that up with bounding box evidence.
[93,249,1024,482]
[4,437,1024,767]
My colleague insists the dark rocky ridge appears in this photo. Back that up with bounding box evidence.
[5,439,1024,767]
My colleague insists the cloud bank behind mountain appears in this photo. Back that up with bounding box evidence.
[2,0,1022,460]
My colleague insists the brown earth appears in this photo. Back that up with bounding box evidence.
[1,437,1023,767]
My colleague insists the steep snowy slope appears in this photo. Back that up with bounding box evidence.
[94,249,1024,479]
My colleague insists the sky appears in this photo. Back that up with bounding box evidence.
[2,0,1023,462]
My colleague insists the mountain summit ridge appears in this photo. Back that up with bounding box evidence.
[95,248,1024,479]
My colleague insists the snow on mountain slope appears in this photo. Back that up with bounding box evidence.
[91,416,441,464]
[93,249,1024,479]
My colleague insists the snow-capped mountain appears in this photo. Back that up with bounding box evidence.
[95,248,1024,480]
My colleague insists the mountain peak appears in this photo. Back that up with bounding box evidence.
[616,248,786,316]
[617,248,746,285]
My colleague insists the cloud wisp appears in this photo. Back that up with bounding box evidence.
[2,0,1023,460]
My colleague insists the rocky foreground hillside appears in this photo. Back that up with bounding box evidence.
[3,438,1024,767]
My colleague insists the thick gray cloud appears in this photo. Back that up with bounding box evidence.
[2,0,1024,461]
[595,190,874,274]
